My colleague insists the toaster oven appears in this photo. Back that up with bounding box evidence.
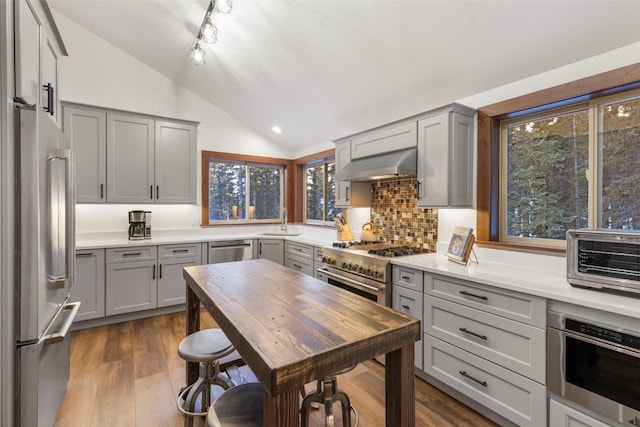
[567,228,640,295]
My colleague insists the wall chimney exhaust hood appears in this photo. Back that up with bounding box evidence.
[334,148,417,181]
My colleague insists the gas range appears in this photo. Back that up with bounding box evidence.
[321,242,430,285]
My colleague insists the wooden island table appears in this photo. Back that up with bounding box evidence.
[183,258,420,427]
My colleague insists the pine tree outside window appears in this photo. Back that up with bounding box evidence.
[304,160,335,224]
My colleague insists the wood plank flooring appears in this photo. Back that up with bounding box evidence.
[54,310,498,427]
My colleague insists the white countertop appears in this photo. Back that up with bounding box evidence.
[75,226,336,250]
[391,253,640,320]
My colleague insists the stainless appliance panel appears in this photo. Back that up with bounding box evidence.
[15,104,76,427]
[208,240,254,264]
[18,302,80,427]
[17,105,74,343]
[548,310,640,425]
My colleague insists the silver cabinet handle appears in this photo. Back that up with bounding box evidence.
[293,263,302,269]
[150,185,153,200]
[76,253,93,257]
[159,264,162,279]
[401,304,411,310]
[100,183,104,199]
[346,186,350,201]
[401,275,411,280]
[459,290,488,301]
[172,249,189,253]
[459,370,487,387]
[459,327,487,341]
[416,180,421,199]
[152,264,156,280]
[123,252,142,257]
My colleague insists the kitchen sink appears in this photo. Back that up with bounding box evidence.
[259,232,302,236]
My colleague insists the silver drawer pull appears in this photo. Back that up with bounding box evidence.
[459,370,487,387]
[76,253,93,257]
[459,327,487,341]
[172,249,189,253]
[293,263,302,269]
[401,304,411,310]
[459,290,488,301]
[123,252,142,257]
[401,275,411,280]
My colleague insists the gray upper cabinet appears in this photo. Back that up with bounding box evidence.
[350,122,417,159]
[334,140,352,207]
[63,106,107,202]
[155,121,197,203]
[107,113,155,203]
[14,0,67,126]
[65,104,197,204]
[417,105,474,208]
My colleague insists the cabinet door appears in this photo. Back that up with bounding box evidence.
[392,286,423,369]
[106,113,155,203]
[41,35,59,124]
[417,112,473,208]
[14,0,41,106]
[334,140,352,207]
[158,258,198,307]
[350,121,416,159]
[72,249,105,321]
[258,239,284,265]
[105,260,157,315]
[155,121,197,203]
[63,106,106,202]
[417,112,449,207]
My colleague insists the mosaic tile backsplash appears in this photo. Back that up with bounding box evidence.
[370,177,438,251]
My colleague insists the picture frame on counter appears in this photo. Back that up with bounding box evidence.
[447,226,476,265]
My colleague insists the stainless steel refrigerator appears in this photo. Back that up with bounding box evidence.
[14,103,79,427]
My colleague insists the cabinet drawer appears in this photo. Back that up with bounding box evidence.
[285,241,313,259]
[158,243,201,260]
[424,295,545,383]
[285,254,314,276]
[106,246,157,263]
[424,336,546,427]
[392,266,424,292]
[392,286,423,369]
[549,398,614,427]
[424,273,546,328]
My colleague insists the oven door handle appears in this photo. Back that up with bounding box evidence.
[560,328,640,357]
[316,268,380,293]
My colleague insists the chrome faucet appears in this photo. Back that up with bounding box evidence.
[280,207,288,232]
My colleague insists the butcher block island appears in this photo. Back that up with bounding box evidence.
[183,258,421,427]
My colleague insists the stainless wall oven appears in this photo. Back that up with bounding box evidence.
[316,266,388,305]
[548,310,640,425]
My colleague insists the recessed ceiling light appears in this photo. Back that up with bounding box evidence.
[272,126,282,134]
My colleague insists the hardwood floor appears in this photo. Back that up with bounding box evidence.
[54,310,498,427]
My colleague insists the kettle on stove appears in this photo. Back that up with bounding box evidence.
[361,222,379,242]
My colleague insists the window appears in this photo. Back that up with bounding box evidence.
[202,152,286,225]
[496,88,640,248]
[304,160,336,224]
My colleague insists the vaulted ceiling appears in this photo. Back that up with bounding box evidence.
[48,0,640,152]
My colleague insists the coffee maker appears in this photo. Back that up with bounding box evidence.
[128,210,151,240]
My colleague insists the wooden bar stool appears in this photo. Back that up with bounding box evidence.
[300,367,359,427]
[206,383,264,427]
[177,329,237,427]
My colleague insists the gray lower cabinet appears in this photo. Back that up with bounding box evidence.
[105,246,158,315]
[257,239,284,265]
[549,398,613,427]
[285,241,314,276]
[422,272,547,427]
[72,249,105,321]
[157,243,202,307]
[391,281,423,369]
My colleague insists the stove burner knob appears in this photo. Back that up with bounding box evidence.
[342,262,348,269]
[366,268,372,277]
[358,265,364,274]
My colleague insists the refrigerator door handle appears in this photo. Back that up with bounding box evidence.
[47,148,75,289]
[43,302,80,345]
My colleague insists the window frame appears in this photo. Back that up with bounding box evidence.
[477,63,640,253]
[303,159,336,226]
[201,151,290,226]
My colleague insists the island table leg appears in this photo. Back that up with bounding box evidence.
[263,389,300,427]
[185,283,201,386]
[386,343,416,427]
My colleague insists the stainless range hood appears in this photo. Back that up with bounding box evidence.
[334,147,417,181]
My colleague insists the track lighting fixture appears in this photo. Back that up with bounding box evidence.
[189,0,233,65]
